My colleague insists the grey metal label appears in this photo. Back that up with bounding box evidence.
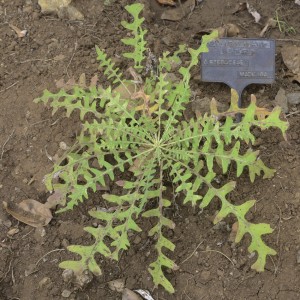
[201,38,276,94]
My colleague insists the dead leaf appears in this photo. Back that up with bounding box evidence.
[39,0,72,12]
[281,45,300,84]
[90,75,99,87]
[79,73,86,88]
[9,24,27,38]
[45,190,66,209]
[211,91,274,121]
[281,45,300,75]
[133,86,161,115]
[127,67,143,84]
[3,199,52,227]
[161,0,195,21]
[156,0,176,6]
[195,23,239,39]
[246,2,261,23]
[229,222,238,242]
[108,278,125,293]
[122,288,143,300]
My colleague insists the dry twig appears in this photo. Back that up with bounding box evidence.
[0,81,19,93]
[180,240,204,265]
[0,129,15,160]
[200,249,235,266]
[35,248,65,267]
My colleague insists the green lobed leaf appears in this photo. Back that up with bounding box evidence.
[121,3,147,70]
[34,3,289,294]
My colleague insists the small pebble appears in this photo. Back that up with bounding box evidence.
[62,269,74,283]
[61,289,72,298]
[39,277,51,288]
[34,227,46,242]
[32,11,40,20]
[297,250,300,264]
[23,5,33,14]
[133,235,142,245]
[59,141,68,150]
[200,270,211,282]
[0,219,12,228]
[74,270,93,287]
[61,238,69,248]
[287,93,300,105]
[7,228,19,236]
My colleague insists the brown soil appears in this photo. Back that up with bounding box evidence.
[0,0,300,299]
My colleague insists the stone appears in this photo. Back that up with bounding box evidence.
[274,88,288,113]
[62,269,74,283]
[23,5,33,14]
[1,219,12,228]
[58,5,84,21]
[7,228,19,236]
[39,277,51,288]
[59,141,68,150]
[162,35,173,46]
[287,93,300,105]
[133,235,142,245]
[108,278,125,292]
[61,289,72,298]
[200,270,211,283]
[74,270,93,287]
[38,0,84,20]
[38,0,71,13]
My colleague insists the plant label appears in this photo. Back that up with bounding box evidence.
[201,38,275,106]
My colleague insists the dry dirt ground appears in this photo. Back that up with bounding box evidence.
[0,0,300,299]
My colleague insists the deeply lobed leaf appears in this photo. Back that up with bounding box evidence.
[121,3,147,70]
[35,4,289,294]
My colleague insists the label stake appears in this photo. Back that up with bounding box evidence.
[201,38,276,108]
